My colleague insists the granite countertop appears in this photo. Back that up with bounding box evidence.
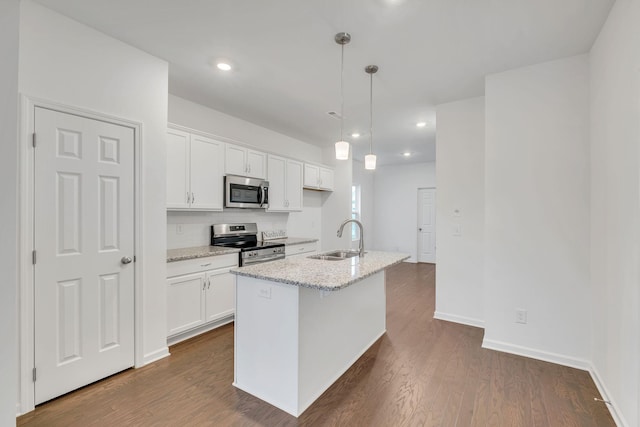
[167,246,240,263]
[231,250,410,291]
[269,237,319,245]
[167,237,318,262]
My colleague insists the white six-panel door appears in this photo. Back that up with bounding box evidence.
[34,107,135,404]
[418,188,436,263]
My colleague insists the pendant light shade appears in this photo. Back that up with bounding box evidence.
[334,32,351,160]
[365,153,377,170]
[365,65,378,170]
[335,140,350,160]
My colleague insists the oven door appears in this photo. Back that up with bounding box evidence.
[225,175,269,209]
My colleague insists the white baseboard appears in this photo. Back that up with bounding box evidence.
[433,311,484,329]
[142,346,170,366]
[588,364,628,427]
[481,338,590,371]
[167,315,234,347]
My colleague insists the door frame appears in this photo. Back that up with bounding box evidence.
[417,187,436,263]
[17,96,145,414]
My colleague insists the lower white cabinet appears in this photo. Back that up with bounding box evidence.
[285,241,318,259]
[167,254,238,340]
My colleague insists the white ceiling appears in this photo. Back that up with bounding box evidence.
[35,0,614,166]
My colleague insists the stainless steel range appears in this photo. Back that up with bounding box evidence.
[211,223,285,266]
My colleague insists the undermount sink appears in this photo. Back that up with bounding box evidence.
[308,250,363,261]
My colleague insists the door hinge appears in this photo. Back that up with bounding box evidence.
[32,250,37,265]
[32,367,36,382]
[32,133,36,148]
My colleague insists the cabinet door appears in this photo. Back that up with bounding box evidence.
[225,143,247,176]
[303,164,320,189]
[319,167,334,191]
[267,154,286,211]
[167,272,206,336]
[286,159,303,211]
[247,149,267,179]
[190,134,223,210]
[205,269,235,322]
[166,129,190,209]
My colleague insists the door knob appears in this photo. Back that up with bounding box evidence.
[121,256,133,265]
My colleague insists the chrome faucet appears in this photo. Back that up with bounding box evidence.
[337,219,365,257]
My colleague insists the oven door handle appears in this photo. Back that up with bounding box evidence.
[243,254,284,265]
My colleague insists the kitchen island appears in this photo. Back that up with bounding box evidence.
[231,251,409,417]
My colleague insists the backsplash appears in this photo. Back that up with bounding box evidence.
[167,191,323,249]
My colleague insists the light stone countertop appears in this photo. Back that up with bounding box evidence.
[166,237,318,262]
[166,246,240,263]
[231,250,410,291]
[267,237,319,245]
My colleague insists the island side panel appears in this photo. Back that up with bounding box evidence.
[298,271,386,414]
[234,276,300,416]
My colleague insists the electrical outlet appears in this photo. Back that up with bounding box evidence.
[258,287,272,299]
[515,309,527,324]
[176,224,184,235]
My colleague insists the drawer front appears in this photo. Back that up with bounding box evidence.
[285,242,317,257]
[167,253,238,277]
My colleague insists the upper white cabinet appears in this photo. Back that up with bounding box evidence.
[167,128,224,210]
[267,155,303,212]
[225,143,267,179]
[303,164,334,191]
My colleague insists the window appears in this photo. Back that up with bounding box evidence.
[351,185,361,241]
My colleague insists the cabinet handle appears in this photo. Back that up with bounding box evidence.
[248,164,251,173]
[203,279,207,291]
[201,262,212,267]
[186,191,190,204]
[192,192,195,203]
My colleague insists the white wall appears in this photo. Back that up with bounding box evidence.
[166,95,324,248]
[0,1,20,423]
[483,55,591,367]
[434,97,485,328]
[19,0,169,372]
[589,1,640,425]
[372,162,436,261]
[352,160,375,249]
[321,147,353,251]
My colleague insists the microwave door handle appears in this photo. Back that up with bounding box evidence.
[258,187,265,207]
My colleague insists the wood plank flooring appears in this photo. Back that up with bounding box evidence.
[18,262,615,426]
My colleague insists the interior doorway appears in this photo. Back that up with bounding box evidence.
[32,106,136,404]
[417,188,436,263]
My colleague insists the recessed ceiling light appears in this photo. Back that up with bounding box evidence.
[217,62,232,71]
[403,152,411,157]
[416,122,427,128]
[351,133,360,138]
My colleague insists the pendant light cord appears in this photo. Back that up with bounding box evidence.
[369,72,373,154]
[340,43,345,142]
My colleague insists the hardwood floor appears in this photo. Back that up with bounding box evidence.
[18,263,614,426]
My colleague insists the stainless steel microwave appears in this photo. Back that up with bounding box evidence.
[224,175,269,209]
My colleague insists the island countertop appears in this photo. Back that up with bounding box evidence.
[230,250,409,291]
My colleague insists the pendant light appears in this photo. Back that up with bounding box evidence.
[364,65,378,170]
[334,32,351,160]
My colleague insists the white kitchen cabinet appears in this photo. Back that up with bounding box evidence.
[166,254,238,341]
[225,143,267,179]
[303,163,334,191]
[267,155,303,212]
[166,128,224,210]
[285,241,318,259]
